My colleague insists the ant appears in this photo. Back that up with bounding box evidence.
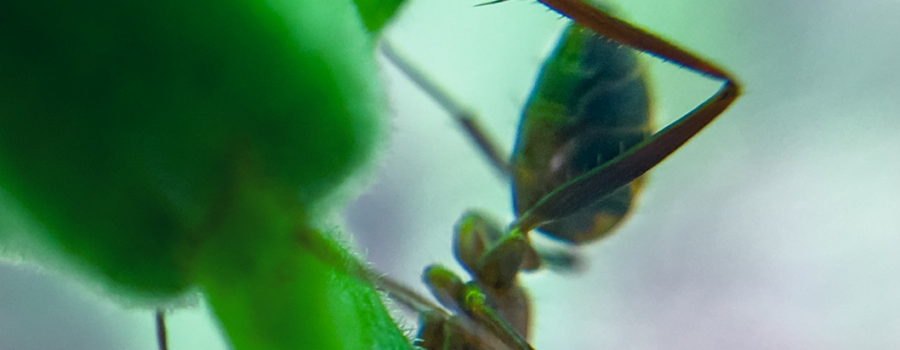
[155,0,739,348]
[378,0,739,348]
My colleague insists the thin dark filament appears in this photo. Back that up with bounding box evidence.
[155,309,169,350]
[380,41,511,178]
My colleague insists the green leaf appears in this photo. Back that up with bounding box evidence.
[0,0,377,296]
[353,0,408,33]
[0,0,411,348]
[195,176,411,350]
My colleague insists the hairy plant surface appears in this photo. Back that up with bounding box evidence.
[0,1,412,348]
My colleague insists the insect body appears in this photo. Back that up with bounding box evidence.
[153,1,738,349]
[382,0,740,348]
[512,22,651,243]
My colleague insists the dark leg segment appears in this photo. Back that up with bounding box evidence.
[155,309,169,350]
[380,41,511,177]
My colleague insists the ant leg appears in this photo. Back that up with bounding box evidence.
[419,311,506,350]
[456,209,581,276]
[505,0,741,232]
[514,82,737,231]
[293,223,447,314]
[423,265,534,350]
[292,224,502,349]
[289,216,532,349]
[538,0,736,81]
[155,309,169,350]
[454,211,538,286]
[380,41,511,177]
[416,311,452,350]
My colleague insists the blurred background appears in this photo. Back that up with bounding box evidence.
[2,0,900,349]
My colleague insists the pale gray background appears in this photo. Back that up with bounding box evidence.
[2,0,899,349]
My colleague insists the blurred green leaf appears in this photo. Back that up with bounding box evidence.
[353,0,408,33]
[196,177,411,350]
[0,0,411,348]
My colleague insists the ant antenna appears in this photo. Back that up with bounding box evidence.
[475,0,507,7]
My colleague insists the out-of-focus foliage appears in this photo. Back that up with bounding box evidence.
[0,0,411,349]
[353,0,407,33]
